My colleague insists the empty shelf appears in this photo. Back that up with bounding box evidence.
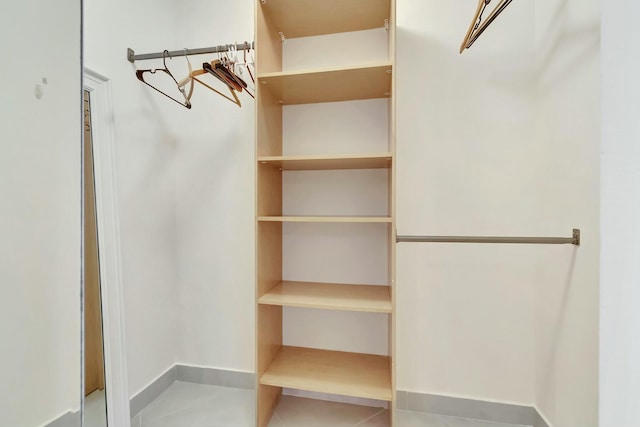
[260,0,391,38]
[260,346,392,401]
[258,153,392,170]
[258,64,392,105]
[258,216,392,223]
[259,281,392,313]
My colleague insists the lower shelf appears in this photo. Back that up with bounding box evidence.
[260,346,392,402]
[258,281,392,313]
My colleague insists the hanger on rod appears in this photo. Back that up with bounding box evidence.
[213,47,249,92]
[134,43,257,107]
[135,50,192,108]
[190,60,242,107]
[229,43,255,98]
[176,49,195,105]
[459,0,515,53]
[242,41,255,85]
[206,61,243,92]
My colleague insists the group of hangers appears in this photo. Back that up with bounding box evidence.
[460,0,514,53]
[135,43,255,109]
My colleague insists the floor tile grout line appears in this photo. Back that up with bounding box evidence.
[351,407,387,427]
[138,388,246,424]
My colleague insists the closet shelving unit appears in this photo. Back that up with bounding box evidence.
[255,0,396,425]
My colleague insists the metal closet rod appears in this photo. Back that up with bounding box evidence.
[396,229,581,246]
[127,42,255,63]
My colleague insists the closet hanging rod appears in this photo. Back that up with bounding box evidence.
[127,42,255,63]
[396,229,580,246]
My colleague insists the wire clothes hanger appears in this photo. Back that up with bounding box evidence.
[242,41,255,85]
[190,56,242,107]
[231,42,255,99]
[176,49,195,104]
[459,0,515,53]
[134,43,257,107]
[135,50,192,108]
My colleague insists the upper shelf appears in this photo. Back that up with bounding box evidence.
[260,0,391,39]
[258,216,392,223]
[258,64,392,105]
[258,153,392,170]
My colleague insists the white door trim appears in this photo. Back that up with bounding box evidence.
[83,69,131,427]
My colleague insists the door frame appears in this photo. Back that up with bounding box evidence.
[83,68,131,427]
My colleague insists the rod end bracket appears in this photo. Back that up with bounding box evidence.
[573,228,581,246]
[127,48,135,63]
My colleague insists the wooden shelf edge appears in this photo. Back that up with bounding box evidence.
[258,281,392,313]
[260,0,392,39]
[258,153,393,162]
[260,346,392,402]
[257,63,392,105]
[257,216,393,223]
[257,63,393,79]
[258,153,393,171]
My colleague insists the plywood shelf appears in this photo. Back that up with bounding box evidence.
[258,216,392,223]
[260,0,391,39]
[258,64,392,105]
[259,281,392,313]
[258,153,392,170]
[260,346,392,401]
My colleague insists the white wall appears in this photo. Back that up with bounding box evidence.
[600,1,640,426]
[170,0,256,372]
[84,0,183,396]
[0,0,81,426]
[85,0,257,389]
[533,0,600,425]
[395,0,537,404]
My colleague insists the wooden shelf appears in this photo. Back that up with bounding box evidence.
[260,0,391,39]
[259,281,392,313]
[260,346,392,401]
[258,64,392,105]
[258,216,392,223]
[258,153,392,170]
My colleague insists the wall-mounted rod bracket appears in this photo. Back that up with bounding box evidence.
[396,228,581,246]
[384,19,390,31]
[572,228,581,246]
[279,32,286,44]
[127,42,255,63]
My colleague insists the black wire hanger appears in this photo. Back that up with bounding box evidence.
[135,50,192,109]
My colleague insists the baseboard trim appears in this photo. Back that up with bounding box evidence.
[176,365,255,390]
[129,364,255,417]
[129,365,177,418]
[43,411,80,427]
[48,372,552,427]
[533,406,552,427]
[397,391,550,427]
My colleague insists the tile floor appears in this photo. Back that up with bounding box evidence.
[131,381,529,427]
